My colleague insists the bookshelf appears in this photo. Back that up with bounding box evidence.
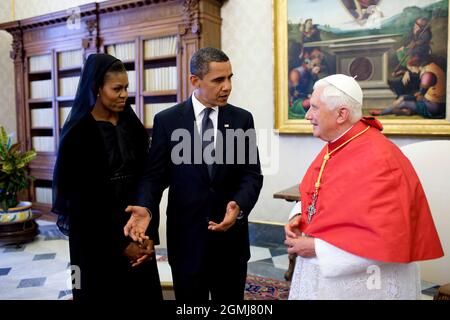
[0,0,224,219]
[141,35,178,129]
[27,52,55,215]
[106,40,138,119]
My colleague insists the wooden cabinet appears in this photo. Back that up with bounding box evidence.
[0,0,224,219]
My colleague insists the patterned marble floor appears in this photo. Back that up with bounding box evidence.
[0,220,438,300]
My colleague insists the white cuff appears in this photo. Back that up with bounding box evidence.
[288,201,301,221]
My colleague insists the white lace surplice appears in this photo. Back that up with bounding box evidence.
[288,238,422,300]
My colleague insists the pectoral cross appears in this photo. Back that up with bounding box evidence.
[307,192,318,224]
[303,126,371,225]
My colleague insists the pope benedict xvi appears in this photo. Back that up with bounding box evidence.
[285,74,444,300]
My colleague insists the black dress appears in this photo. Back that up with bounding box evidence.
[55,112,162,301]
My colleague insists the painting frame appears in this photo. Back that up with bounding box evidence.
[274,0,450,135]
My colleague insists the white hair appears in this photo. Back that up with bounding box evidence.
[313,78,362,123]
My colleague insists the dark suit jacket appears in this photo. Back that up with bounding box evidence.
[136,97,263,275]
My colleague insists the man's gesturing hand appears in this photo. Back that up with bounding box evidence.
[124,205,151,243]
[208,201,240,232]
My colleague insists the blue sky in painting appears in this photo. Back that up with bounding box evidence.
[287,0,443,30]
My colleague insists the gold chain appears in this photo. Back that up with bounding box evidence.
[306,125,371,224]
[314,125,371,192]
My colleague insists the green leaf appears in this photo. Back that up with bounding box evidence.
[0,126,36,206]
[0,127,8,148]
[20,150,37,164]
[2,162,13,174]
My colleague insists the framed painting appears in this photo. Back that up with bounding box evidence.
[274,0,450,135]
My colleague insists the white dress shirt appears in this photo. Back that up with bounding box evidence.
[192,90,219,148]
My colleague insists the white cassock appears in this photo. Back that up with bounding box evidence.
[287,202,422,300]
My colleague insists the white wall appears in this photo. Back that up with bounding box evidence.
[0,0,15,136]
[221,0,450,224]
[13,0,101,20]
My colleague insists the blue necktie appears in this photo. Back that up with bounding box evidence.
[202,108,215,178]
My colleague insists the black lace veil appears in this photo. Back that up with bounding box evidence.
[52,53,148,235]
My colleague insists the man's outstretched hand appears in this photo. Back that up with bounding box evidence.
[124,205,151,243]
[208,201,240,232]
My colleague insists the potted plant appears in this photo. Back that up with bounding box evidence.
[0,126,36,223]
